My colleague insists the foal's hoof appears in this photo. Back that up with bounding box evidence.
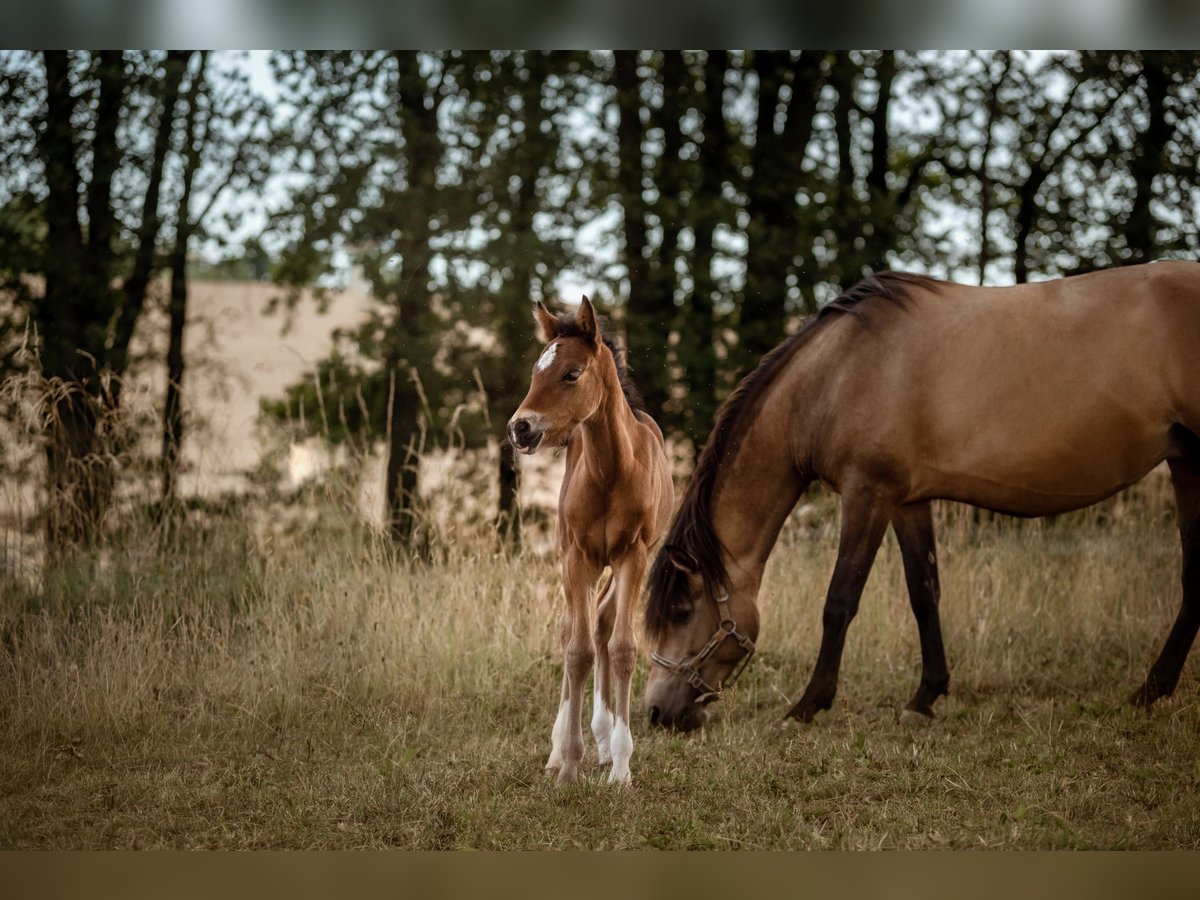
[554,763,580,787]
[607,768,632,787]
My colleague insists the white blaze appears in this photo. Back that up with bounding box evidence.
[536,342,558,372]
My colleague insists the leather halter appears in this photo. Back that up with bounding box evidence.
[650,594,756,702]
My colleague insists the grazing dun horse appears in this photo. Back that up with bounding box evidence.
[644,260,1200,732]
[508,297,673,785]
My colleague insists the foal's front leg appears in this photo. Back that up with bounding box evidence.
[606,546,647,785]
[547,549,600,786]
[592,574,617,764]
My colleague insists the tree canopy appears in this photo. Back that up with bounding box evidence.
[3,50,1199,549]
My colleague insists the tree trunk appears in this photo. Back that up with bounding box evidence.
[1126,54,1170,263]
[627,51,683,427]
[39,51,99,546]
[162,53,208,508]
[740,51,822,366]
[115,51,188,393]
[493,52,553,548]
[978,52,1010,284]
[614,52,667,415]
[383,52,440,549]
[680,50,728,449]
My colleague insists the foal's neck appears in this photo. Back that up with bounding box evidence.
[577,351,640,482]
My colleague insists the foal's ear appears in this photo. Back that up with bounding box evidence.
[577,295,601,348]
[533,301,558,344]
[664,545,700,574]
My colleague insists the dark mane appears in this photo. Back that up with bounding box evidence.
[644,271,939,640]
[550,310,646,415]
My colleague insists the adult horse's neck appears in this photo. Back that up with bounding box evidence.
[707,340,825,597]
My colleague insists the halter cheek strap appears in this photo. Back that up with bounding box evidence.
[650,594,757,702]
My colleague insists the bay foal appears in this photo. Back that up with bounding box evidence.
[508,297,673,785]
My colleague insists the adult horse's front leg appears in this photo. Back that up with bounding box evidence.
[606,546,647,785]
[1131,452,1200,707]
[893,501,950,718]
[787,490,893,723]
[547,549,600,786]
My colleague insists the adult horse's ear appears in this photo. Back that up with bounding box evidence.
[534,301,558,344]
[577,295,601,348]
[665,545,700,574]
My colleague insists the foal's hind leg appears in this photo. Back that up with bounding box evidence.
[592,573,617,764]
[1130,451,1200,707]
[893,502,950,718]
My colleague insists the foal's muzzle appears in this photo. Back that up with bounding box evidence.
[507,415,544,454]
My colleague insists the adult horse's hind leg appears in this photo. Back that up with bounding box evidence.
[893,502,950,718]
[787,491,893,723]
[1130,448,1200,707]
[591,573,617,764]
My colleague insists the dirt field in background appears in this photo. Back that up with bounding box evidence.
[2,278,569,537]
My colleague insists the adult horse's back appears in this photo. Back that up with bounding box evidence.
[644,260,1200,731]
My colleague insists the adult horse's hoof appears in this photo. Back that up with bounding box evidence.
[1128,682,1167,708]
[784,700,823,723]
[785,687,834,723]
[900,707,935,727]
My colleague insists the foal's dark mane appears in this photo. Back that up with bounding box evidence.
[644,271,939,640]
[548,310,646,415]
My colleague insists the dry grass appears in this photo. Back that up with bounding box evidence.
[1,471,1199,849]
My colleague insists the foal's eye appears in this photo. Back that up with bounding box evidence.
[670,605,693,624]
[562,369,582,383]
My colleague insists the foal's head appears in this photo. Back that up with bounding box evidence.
[508,296,617,455]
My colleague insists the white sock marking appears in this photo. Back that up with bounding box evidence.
[608,717,633,785]
[535,342,558,372]
[547,699,569,769]
[591,683,613,763]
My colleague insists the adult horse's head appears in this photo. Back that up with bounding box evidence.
[508,297,611,456]
[643,541,759,732]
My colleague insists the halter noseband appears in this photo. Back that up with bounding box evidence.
[650,593,757,702]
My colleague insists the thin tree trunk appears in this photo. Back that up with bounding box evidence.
[1127,54,1170,263]
[978,52,1010,284]
[162,53,208,507]
[39,51,97,547]
[681,50,728,449]
[384,52,439,549]
[614,52,666,417]
[739,51,789,367]
[494,51,552,548]
[630,51,684,426]
[114,51,188,393]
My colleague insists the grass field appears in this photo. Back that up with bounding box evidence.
[2,474,1199,850]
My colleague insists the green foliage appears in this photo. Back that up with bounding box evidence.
[5,49,1200,546]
